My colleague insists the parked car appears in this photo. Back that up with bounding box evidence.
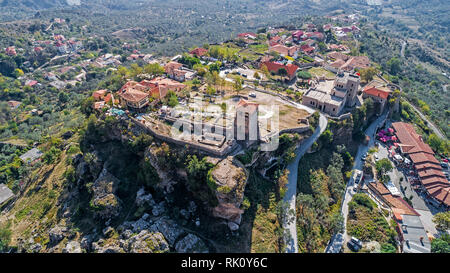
[347,241,360,252]
[249,92,256,98]
[374,154,379,161]
[354,170,362,184]
[351,237,363,249]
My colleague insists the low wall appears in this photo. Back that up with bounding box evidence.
[130,117,237,157]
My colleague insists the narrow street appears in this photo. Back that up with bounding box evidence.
[284,114,328,253]
[326,111,388,253]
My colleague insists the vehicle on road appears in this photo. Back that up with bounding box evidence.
[347,241,360,252]
[354,170,363,185]
[249,92,256,98]
[374,154,379,161]
[351,237,363,249]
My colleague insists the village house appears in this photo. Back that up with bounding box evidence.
[118,87,149,110]
[19,148,43,164]
[302,71,360,116]
[118,77,186,109]
[362,80,393,114]
[5,46,16,56]
[189,47,208,57]
[0,184,14,206]
[260,61,299,81]
[367,181,431,253]
[269,44,298,57]
[164,61,196,82]
[326,51,370,72]
[391,122,450,209]
[292,30,304,42]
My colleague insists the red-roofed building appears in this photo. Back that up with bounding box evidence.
[5,46,16,56]
[362,80,392,113]
[119,88,149,110]
[300,44,315,55]
[237,32,257,39]
[260,61,298,81]
[392,122,450,208]
[269,44,298,57]
[292,30,304,42]
[34,47,43,53]
[190,47,208,57]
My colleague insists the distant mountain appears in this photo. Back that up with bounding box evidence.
[0,0,82,21]
[0,0,76,9]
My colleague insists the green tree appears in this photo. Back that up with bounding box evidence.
[375,158,393,179]
[432,212,450,231]
[386,57,401,75]
[359,67,377,83]
[58,92,69,103]
[380,243,397,253]
[431,234,450,253]
[233,76,243,95]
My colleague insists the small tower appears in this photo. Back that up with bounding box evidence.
[345,72,360,107]
[234,99,259,147]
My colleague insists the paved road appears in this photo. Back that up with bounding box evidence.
[403,100,446,140]
[284,113,328,253]
[325,111,388,253]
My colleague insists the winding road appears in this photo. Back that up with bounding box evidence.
[402,100,446,140]
[325,111,388,253]
[283,113,328,253]
[217,69,329,252]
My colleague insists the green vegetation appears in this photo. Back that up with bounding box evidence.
[431,234,450,253]
[432,212,450,231]
[347,194,398,252]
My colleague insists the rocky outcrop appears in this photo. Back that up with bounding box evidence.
[91,168,121,221]
[48,225,68,246]
[175,233,208,253]
[126,230,169,253]
[209,156,248,230]
[145,145,177,194]
[63,241,82,253]
[91,213,208,253]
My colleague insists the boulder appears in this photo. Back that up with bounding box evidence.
[63,241,82,253]
[209,156,248,230]
[127,230,169,253]
[136,187,155,207]
[48,225,68,246]
[152,201,165,216]
[175,233,208,253]
[91,168,122,221]
[28,243,42,253]
[151,217,184,246]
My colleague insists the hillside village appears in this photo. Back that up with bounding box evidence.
[0,11,449,255]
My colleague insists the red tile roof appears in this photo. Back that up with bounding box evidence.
[426,186,450,206]
[189,47,208,57]
[392,122,449,207]
[119,88,148,103]
[261,61,298,78]
[363,86,390,100]
[417,168,446,180]
[368,182,420,216]
[392,122,434,156]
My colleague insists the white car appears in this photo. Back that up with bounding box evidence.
[353,170,363,185]
[374,154,379,161]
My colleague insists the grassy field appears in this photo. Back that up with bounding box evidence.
[307,67,336,79]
